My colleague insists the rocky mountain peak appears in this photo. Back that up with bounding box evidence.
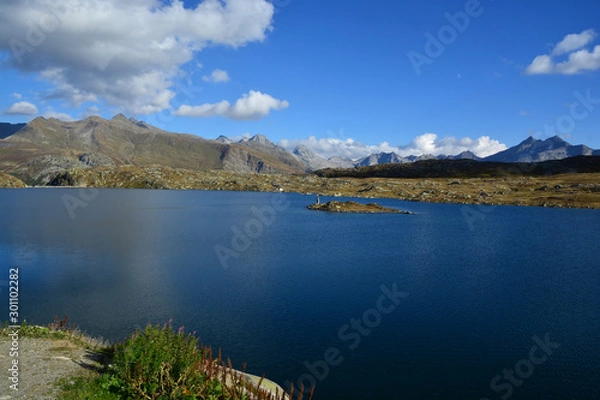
[546,135,567,145]
[28,116,48,125]
[246,134,275,147]
[215,135,233,144]
[450,150,481,160]
[111,113,129,122]
[357,151,405,167]
[85,115,106,123]
[293,144,311,156]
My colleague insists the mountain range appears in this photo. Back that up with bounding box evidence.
[293,135,599,169]
[0,115,598,185]
[0,115,306,184]
[484,135,600,162]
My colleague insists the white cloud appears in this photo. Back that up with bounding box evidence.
[228,132,253,142]
[554,45,600,74]
[4,101,38,116]
[525,55,554,74]
[552,29,597,55]
[280,136,369,160]
[176,100,230,118]
[81,105,101,118]
[174,90,288,120]
[399,134,507,158]
[466,136,508,157]
[43,107,75,121]
[0,0,275,114]
[11,93,22,100]
[202,69,230,83]
[280,134,507,160]
[43,112,75,121]
[525,29,600,75]
[228,91,289,120]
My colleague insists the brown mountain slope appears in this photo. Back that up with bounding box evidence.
[0,115,305,184]
[0,171,26,188]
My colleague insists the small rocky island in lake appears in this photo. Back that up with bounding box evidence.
[307,200,413,214]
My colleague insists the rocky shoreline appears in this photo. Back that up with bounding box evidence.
[1,166,599,209]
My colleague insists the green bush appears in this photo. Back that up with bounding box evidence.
[39,319,313,399]
[105,321,206,399]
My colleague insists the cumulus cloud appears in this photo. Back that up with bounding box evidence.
[525,29,600,75]
[525,55,554,74]
[280,136,370,160]
[174,90,288,120]
[552,29,597,55]
[4,101,38,116]
[43,110,75,121]
[280,134,507,160]
[80,105,101,119]
[202,69,230,83]
[0,0,275,114]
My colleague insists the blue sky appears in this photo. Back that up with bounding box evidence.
[1,0,599,159]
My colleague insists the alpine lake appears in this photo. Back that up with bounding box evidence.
[0,188,598,399]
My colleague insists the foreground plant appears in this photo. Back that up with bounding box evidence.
[54,320,313,400]
[104,321,206,398]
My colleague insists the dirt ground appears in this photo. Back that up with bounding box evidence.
[0,336,101,399]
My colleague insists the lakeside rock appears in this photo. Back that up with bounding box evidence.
[307,200,414,214]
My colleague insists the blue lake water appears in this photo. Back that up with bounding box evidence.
[0,188,599,399]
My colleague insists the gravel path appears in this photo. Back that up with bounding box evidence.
[0,336,101,399]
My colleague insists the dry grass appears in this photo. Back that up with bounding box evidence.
[2,162,599,208]
[0,171,26,188]
[43,166,600,209]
